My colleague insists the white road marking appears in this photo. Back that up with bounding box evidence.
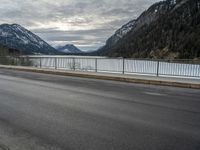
[143,92,166,96]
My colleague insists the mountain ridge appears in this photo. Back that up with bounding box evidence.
[0,24,59,55]
[97,0,200,59]
[56,44,83,54]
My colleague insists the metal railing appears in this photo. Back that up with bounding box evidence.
[0,56,32,66]
[0,56,200,78]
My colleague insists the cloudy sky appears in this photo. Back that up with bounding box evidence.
[0,0,159,51]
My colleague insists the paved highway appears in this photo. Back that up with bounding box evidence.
[0,69,200,150]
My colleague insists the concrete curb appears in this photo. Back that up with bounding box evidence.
[0,65,200,89]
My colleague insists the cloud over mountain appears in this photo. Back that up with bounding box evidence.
[0,0,159,51]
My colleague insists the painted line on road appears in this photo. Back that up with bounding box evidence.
[143,92,166,96]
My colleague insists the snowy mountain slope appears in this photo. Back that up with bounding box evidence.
[97,0,199,59]
[105,20,136,48]
[57,44,82,53]
[0,24,58,55]
[103,0,169,50]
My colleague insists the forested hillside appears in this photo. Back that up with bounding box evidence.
[97,0,200,59]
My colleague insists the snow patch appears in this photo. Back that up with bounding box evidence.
[0,31,12,37]
[62,48,70,53]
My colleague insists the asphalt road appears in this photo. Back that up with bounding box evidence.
[0,68,200,150]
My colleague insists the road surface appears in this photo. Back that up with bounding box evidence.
[0,68,200,150]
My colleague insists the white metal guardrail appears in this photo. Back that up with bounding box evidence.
[25,56,200,78]
[0,56,200,78]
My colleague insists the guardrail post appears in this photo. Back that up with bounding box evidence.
[122,58,125,74]
[157,60,160,77]
[95,58,98,72]
[73,58,76,71]
[15,57,18,66]
[55,57,57,69]
[40,57,42,68]
[14,57,17,65]
[19,57,21,66]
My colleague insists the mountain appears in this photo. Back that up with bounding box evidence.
[57,44,82,53]
[0,24,58,55]
[105,20,136,48]
[97,0,200,59]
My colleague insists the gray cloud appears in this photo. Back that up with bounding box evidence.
[0,0,160,51]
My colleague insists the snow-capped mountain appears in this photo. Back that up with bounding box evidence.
[105,20,136,48]
[102,0,170,50]
[57,44,82,53]
[0,24,58,55]
[97,0,198,59]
